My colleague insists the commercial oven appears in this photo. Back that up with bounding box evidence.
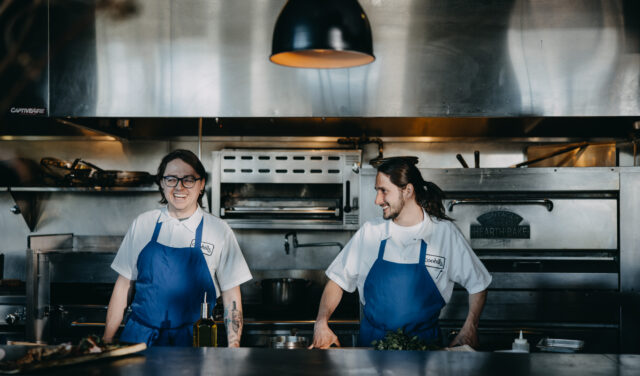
[26,234,121,344]
[360,167,638,353]
[212,149,361,230]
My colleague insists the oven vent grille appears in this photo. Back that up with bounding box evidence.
[217,150,361,184]
[344,214,359,226]
[344,154,360,165]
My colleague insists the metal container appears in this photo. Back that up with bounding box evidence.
[536,338,584,353]
[260,278,310,307]
[268,335,308,349]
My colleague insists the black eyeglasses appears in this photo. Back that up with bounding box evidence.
[162,175,201,188]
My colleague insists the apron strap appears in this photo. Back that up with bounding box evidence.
[377,239,388,260]
[151,217,163,242]
[418,240,427,265]
[193,218,204,249]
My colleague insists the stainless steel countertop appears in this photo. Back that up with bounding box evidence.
[16,348,640,376]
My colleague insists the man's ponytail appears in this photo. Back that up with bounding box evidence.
[377,157,453,221]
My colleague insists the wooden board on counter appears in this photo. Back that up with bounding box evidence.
[0,342,146,374]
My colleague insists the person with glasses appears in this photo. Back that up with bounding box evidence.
[103,149,251,347]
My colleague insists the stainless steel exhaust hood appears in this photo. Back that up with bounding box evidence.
[7,0,640,118]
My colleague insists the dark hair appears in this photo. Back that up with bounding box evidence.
[156,149,207,207]
[376,157,452,221]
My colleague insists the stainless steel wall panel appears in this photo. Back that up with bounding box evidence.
[419,168,620,192]
[620,168,640,293]
[48,0,640,117]
[619,168,640,353]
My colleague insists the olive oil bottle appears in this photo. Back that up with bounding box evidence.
[193,292,217,347]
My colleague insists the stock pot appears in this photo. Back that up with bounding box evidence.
[268,335,308,349]
[260,278,311,307]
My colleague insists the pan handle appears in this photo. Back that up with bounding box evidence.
[456,154,469,168]
[72,159,104,172]
[512,142,589,168]
[447,199,553,212]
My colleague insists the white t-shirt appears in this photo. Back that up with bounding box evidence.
[326,210,492,305]
[111,206,252,298]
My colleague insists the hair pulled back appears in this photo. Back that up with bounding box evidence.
[376,157,452,221]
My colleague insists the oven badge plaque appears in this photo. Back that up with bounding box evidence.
[470,211,530,239]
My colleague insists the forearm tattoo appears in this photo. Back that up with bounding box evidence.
[224,301,243,346]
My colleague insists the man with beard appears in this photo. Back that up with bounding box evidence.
[310,157,491,349]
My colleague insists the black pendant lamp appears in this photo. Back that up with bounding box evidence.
[270,0,375,69]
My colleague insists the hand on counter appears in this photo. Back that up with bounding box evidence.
[449,290,486,349]
[448,324,478,349]
[309,321,341,349]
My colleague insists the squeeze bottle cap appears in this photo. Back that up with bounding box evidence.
[515,330,527,344]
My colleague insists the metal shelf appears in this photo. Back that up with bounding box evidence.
[2,186,157,192]
[2,186,158,231]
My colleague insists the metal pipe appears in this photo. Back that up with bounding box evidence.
[198,118,203,160]
[284,232,343,254]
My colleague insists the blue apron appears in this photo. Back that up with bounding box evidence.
[120,216,217,347]
[358,238,446,347]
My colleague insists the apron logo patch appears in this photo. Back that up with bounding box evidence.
[425,254,445,270]
[191,240,215,256]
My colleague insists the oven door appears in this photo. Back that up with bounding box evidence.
[444,196,617,250]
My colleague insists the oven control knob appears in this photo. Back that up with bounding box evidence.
[5,313,17,326]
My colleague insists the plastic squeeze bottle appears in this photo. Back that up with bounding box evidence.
[512,330,530,352]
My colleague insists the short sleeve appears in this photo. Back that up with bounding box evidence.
[448,224,492,294]
[215,225,252,292]
[111,219,139,280]
[325,228,364,293]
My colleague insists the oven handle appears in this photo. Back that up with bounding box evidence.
[446,328,545,337]
[70,321,126,328]
[479,255,616,261]
[447,199,553,212]
[224,207,340,216]
[70,321,106,327]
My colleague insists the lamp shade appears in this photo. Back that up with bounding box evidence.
[270,0,375,69]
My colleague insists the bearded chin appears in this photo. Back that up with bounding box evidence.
[383,198,404,220]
